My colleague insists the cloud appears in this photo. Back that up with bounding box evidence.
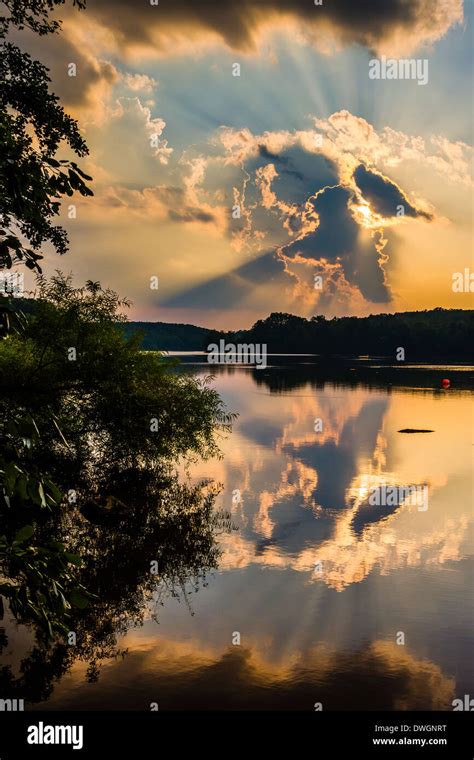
[258,144,288,166]
[314,110,473,188]
[168,208,216,224]
[148,105,457,315]
[63,0,463,58]
[353,164,433,220]
[282,185,391,303]
[230,154,393,306]
[202,109,473,313]
[124,73,157,93]
[75,181,228,237]
[126,97,172,164]
[58,101,465,318]
[10,25,119,118]
[285,186,356,261]
[91,96,172,166]
[17,0,459,119]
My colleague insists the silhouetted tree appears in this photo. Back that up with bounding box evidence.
[0,0,91,272]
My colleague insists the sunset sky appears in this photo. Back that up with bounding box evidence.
[18,0,473,328]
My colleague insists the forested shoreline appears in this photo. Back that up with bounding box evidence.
[118,308,474,360]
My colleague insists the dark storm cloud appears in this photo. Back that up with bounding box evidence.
[12,0,460,107]
[249,146,301,186]
[258,145,289,164]
[258,144,306,180]
[274,149,338,201]
[353,164,432,220]
[249,148,338,207]
[348,237,392,303]
[284,185,390,302]
[77,0,460,54]
[286,186,357,261]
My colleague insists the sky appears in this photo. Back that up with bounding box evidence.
[18,0,474,328]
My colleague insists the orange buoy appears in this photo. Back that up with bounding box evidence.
[442,378,451,389]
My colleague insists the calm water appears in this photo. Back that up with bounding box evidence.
[13,365,474,710]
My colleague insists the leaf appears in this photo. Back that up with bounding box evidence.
[16,473,28,501]
[41,608,53,638]
[59,591,71,611]
[3,460,20,493]
[37,481,47,508]
[4,236,21,250]
[27,478,48,508]
[45,480,62,507]
[16,415,39,439]
[48,540,65,552]
[14,524,35,543]
[74,166,92,181]
[69,589,89,609]
[51,416,69,448]
[64,552,83,566]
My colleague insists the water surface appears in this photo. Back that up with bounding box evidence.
[15,365,474,709]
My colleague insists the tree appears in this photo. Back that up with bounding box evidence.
[0,0,92,272]
[0,274,234,638]
[0,474,227,692]
[0,2,235,646]
[0,5,95,636]
[0,273,234,485]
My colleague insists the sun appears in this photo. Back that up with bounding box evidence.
[351,202,378,228]
[358,203,372,221]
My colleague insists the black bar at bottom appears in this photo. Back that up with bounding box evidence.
[0,710,472,758]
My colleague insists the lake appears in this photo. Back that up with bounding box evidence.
[23,361,473,710]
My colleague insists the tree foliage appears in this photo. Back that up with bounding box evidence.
[0,0,92,271]
[0,1,234,650]
[1,274,233,487]
[0,274,233,639]
[205,309,474,360]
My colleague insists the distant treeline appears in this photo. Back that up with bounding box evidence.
[121,321,211,351]
[12,300,474,360]
[124,308,473,360]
